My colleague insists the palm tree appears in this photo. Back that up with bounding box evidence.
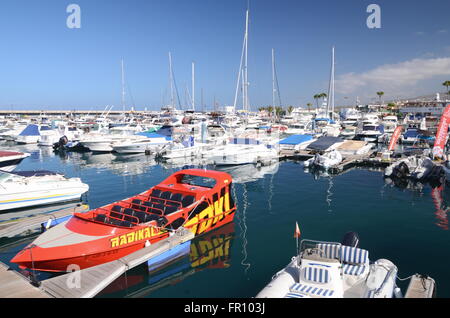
[267,106,274,117]
[376,91,384,105]
[313,94,320,110]
[287,106,294,115]
[258,107,266,112]
[306,103,312,111]
[443,81,450,95]
[275,106,284,118]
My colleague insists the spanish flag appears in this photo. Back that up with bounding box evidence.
[294,222,301,238]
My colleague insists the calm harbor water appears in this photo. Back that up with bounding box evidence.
[1,141,449,298]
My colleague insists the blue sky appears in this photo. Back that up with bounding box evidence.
[0,0,450,111]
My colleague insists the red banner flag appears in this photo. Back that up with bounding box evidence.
[388,126,403,152]
[433,104,450,159]
[294,222,301,238]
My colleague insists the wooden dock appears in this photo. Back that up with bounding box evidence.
[404,274,436,298]
[0,204,89,238]
[0,261,50,298]
[40,227,194,298]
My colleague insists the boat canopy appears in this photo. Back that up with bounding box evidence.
[307,136,343,151]
[19,124,40,136]
[12,170,60,177]
[279,134,313,145]
[137,131,172,141]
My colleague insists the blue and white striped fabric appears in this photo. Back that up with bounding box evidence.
[290,283,335,297]
[340,246,369,265]
[342,264,366,276]
[285,292,306,298]
[365,289,376,298]
[317,243,341,260]
[302,267,331,284]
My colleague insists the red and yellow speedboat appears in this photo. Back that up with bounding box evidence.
[11,169,236,272]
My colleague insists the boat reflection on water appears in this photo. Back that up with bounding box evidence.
[216,162,279,184]
[66,152,158,176]
[97,222,235,298]
[384,176,449,231]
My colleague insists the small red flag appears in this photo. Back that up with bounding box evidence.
[294,222,301,238]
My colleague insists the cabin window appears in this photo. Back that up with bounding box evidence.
[180,175,216,188]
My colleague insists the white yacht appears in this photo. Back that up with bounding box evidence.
[0,170,89,211]
[256,233,435,298]
[204,138,279,166]
[382,116,398,134]
[80,125,145,152]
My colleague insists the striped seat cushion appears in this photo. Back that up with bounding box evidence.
[340,246,369,265]
[317,243,341,260]
[302,266,331,283]
[342,264,366,276]
[290,283,335,297]
[285,292,307,298]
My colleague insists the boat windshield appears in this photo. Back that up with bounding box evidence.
[363,125,377,131]
[180,174,216,189]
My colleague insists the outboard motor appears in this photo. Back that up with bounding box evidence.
[341,231,360,248]
[53,135,69,150]
[392,162,409,179]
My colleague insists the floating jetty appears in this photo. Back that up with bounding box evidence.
[0,227,194,298]
[0,261,50,298]
[0,203,89,239]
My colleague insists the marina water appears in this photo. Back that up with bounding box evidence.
[1,141,449,297]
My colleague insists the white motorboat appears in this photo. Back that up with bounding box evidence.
[159,136,206,159]
[15,124,41,144]
[304,149,343,170]
[256,232,436,298]
[80,125,145,152]
[355,124,387,143]
[204,138,279,166]
[382,116,398,134]
[279,134,316,152]
[0,170,89,211]
[0,151,30,172]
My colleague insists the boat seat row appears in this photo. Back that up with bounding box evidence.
[94,214,135,228]
[130,200,180,217]
[110,204,163,223]
[149,189,196,208]
[316,243,369,276]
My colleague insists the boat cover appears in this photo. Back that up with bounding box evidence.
[307,136,343,151]
[136,132,172,141]
[11,170,60,177]
[19,124,40,136]
[279,134,313,145]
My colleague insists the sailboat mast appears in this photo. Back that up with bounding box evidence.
[192,61,195,111]
[327,46,335,120]
[244,9,249,112]
[169,52,175,109]
[272,48,276,109]
[121,58,126,113]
